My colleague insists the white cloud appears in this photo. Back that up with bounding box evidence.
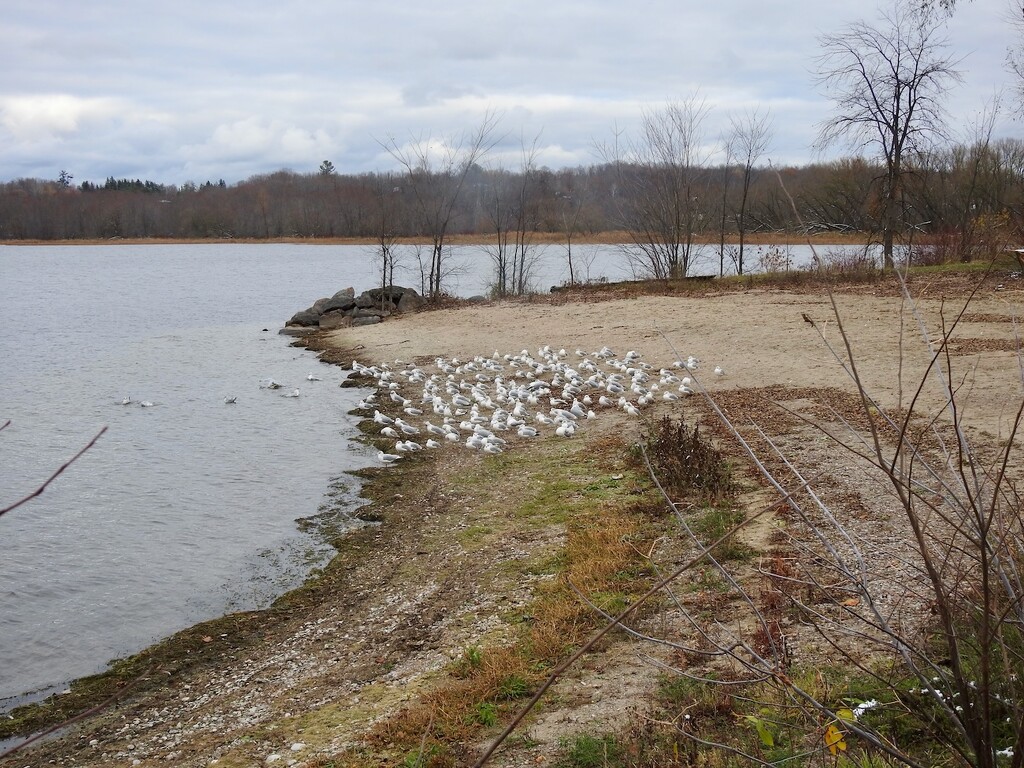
[184,118,336,166]
[0,94,123,141]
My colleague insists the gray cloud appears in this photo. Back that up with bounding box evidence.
[2,0,1017,185]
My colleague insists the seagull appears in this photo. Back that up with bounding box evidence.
[713,366,724,376]
[377,450,402,464]
[224,396,237,404]
[307,372,322,381]
[120,395,133,405]
[282,388,300,398]
[381,426,400,439]
[395,419,420,435]
[261,378,283,389]
[139,400,155,408]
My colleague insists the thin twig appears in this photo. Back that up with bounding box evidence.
[0,666,152,760]
[0,426,107,519]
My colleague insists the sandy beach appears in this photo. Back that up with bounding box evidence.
[5,271,1023,768]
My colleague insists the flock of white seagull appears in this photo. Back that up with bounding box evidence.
[344,345,724,464]
[116,347,723,463]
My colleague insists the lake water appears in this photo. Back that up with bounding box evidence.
[0,240,846,711]
[0,244,387,708]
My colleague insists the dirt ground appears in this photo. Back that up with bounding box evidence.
[4,272,1023,768]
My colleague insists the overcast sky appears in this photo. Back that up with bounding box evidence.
[3,0,1019,186]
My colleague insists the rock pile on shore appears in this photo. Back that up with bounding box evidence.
[284,285,423,334]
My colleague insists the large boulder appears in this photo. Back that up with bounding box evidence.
[353,307,388,318]
[311,297,333,314]
[321,295,357,314]
[286,309,321,327]
[319,310,352,330]
[285,284,423,332]
[396,288,423,313]
[354,291,378,309]
[354,286,422,313]
[351,315,382,327]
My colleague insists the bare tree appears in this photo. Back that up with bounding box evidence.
[381,111,502,299]
[730,108,773,274]
[716,133,735,277]
[1010,2,1024,112]
[601,98,713,279]
[368,172,402,303]
[483,134,543,297]
[559,186,586,286]
[815,3,962,268]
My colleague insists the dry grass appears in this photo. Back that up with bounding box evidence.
[325,439,660,767]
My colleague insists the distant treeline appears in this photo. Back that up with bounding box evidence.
[2,140,1022,249]
[77,177,227,194]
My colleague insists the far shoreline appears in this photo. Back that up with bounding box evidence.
[0,231,870,248]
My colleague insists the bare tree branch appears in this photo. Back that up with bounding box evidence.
[0,426,107,519]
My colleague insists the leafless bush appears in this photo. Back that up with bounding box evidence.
[813,244,879,273]
[906,230,964,266]
[642,415,734,504]
[635,277,1024,767]
[755,244,794,274]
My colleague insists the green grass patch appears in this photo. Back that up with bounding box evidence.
[689,503,755,562]
[556,733,625,767]
[455,523,495,547]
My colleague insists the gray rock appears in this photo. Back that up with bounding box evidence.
[396,289,423,313]
[351,315,382,327]
[354,292,377,309]
[319,311,352,330]
[321,295,357,314]
[287,309,321,327]
[352,308,389,319]
[286,284,421,332]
